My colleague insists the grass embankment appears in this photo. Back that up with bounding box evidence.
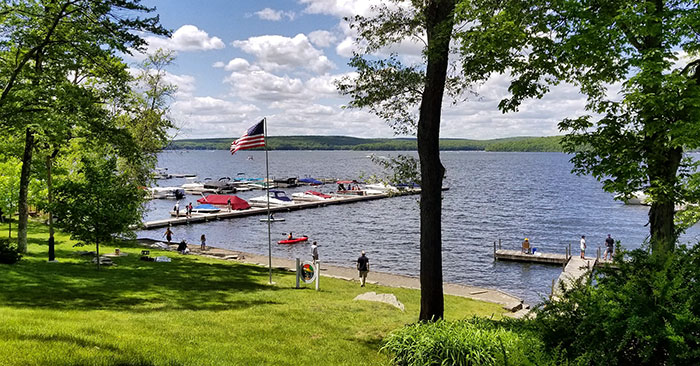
[0,220,505,366]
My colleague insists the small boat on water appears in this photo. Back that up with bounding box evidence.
[249,189,294,206]
[260,217,286,222]
[202,177,237,193]
[273,177,298,188]
[292,190,334,201]
[278,236,308,244]
[618,191,650,205]
[147,187,185,199]
[153,167,171,179]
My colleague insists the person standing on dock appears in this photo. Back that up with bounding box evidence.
[163,225,173,243]
[227,198,232,212]
[200,234,206,251]
[174,201,180,218]
[187,202,193,218]
[604,234,614,260]
[311,241,319,263]
[357,251,370,287]
[580,235,586,259]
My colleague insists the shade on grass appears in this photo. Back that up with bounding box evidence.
[0,220,506,365]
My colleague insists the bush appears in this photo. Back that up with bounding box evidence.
[382,317,551,366]
[0,238,22,264]
[533,244,700,365]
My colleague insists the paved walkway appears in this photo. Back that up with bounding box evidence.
[138,238,525,313]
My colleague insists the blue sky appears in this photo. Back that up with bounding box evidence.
[129,1,590,140]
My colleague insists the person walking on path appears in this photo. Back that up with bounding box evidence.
[163,226,173,243]
[580,235,586,259]
[604,234,614,260]
[357,251,370,287]
[311,241,319,263]
[200,234,207,251]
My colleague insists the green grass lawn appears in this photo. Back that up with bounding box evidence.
[0,220,506,365]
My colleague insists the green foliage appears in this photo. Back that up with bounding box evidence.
[0,156,21,220]
[0,238,22,264]
[456,0,700,252]
[533,244,700,365]
[382,318,550,366]
[366,154,421,189]
[167,135,565,152]
[52,156,142,257]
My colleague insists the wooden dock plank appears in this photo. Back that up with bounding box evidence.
[552,257,596,298]
[494,249,568,265]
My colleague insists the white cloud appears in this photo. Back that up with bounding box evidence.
[232,34,334,74]
[308,30,337,48]
[214,58,251,72]
[255,7,296,21]
[226,69,307,102]
[300,0,380,18]
[145,25,224,52]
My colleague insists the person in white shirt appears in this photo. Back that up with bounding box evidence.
[580,235,586,259]
[311,241,319,263]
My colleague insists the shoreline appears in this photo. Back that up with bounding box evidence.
[137,238,527,314]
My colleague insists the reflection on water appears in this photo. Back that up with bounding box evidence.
[138,150,700,304]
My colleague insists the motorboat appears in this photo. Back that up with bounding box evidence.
[273,177,298,188]
[618,191,650,205]
[260,216,285,222]
[292,190,334,201]
[181,177,207,194]
[191,204,220,213]
[278,236,308,244]
[202,177,237,193]
[249,189,294,206]
[146,187,185,199]
[364,182,399,192]
[197,194,251,210]
[153,167,171,179]
[299,177,323,186]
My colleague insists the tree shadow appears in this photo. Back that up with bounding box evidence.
[0,248,284,312]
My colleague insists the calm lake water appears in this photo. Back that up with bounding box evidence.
[138,150,700,304]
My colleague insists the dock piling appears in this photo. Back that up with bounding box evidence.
[498,239,501,249]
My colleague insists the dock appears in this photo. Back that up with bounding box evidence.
[141,189,435,229]
[493,240,613,299]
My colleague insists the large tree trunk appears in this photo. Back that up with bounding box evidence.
[648,146,682,256]
[417,0,455,322]
[17,128,34,253]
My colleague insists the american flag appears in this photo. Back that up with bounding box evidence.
[230,119,265,154]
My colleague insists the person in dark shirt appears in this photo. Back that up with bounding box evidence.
[604,234,615,261]
[357,251,370,287]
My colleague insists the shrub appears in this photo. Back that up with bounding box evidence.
[533,244,700,365]
[0,238,22,264]
[382,317,550,366]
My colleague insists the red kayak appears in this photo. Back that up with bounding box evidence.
[278,236,309,244]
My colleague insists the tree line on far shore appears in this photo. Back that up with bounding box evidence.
[166,135,565,152]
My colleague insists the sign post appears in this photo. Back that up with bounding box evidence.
[299,260,318,290]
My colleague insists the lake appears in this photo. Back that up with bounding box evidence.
[138,150,700,305]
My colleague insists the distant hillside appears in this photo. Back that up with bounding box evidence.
[166,135,564,152]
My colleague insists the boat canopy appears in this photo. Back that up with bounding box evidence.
[299,177,323,185]
[197,194,251,210]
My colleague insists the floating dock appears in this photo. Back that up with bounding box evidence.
[141,189,441,229]
[493,240,613,299]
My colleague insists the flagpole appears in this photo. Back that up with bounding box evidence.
[264,117,272,284]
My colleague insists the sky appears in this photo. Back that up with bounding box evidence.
[129,0,591,140]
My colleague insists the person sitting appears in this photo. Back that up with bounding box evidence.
[287,232,293,240]
[522,238,531,254]
[177,240,189,254]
